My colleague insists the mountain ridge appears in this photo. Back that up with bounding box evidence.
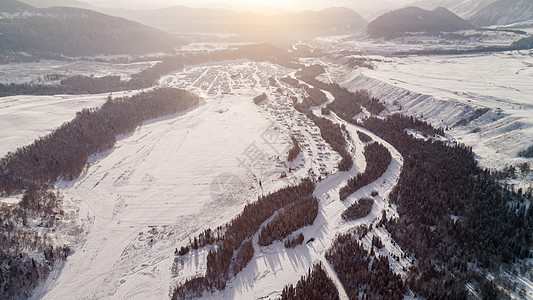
[367,6,475,38]
[0,1,181,56]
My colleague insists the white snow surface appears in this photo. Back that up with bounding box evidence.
[36,93,292,299]
[327,49,533,172]
[0,94,108,157]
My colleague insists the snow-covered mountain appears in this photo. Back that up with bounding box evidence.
[469,0,533,26]
[407,0,496,19]
[367,6,475,38]
[407,0,533,26]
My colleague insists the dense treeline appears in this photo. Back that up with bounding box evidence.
[279,262,339,300]
[302,85,328,107]
[284,233,305,249]
[232,240,254,276]
[311,116,352,172]
[279,76,300,87]
[360,114,533,298]
[258,197,318,246]
[0,185,70,299]
[0,43,301,97]
[326,233,405,300]
[327,89,384,119]
[357,131,372,143]
[0,88,200,195]
[341,198,374,221]
[296,65,384,116]
[287,136,301,162]
[294,104,352,172]
[172,179,315,299]
[339,142,391,200]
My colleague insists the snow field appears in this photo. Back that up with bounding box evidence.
[38,92,294,300]
[335,50,533,174]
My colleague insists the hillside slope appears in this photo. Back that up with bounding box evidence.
[469,0,533,26]
[367,6,475,38]
[0,0,34,13]
[408,0,496,19]
[0,2,180,56]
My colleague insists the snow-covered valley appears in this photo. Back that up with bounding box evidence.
[1,36,532,300]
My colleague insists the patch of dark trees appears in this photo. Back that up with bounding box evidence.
[519,145,533,158]
[325,233,405,300]
[279,262,339,300]
[253,93,268,105]
[341,197,374,221]
[357,131,372,143]
[0,185,70,299]
[284,233,304,249]
[296,65,385,116]
[327,89,385,118]
[232,240,254,276]
[339,142,391,200]
[279,76,300,87]
[287,136,301,162]
[453,107,490,127]
[302,85,328,107]
[269,77,279,87]
[294,105,352,172]
[0,88,200,195]
[258,197,318,246]
[171,179,315,299]
[359,114,533,298]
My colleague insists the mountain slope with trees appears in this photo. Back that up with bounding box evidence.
[0,2,181,56]
[367,6,475,38]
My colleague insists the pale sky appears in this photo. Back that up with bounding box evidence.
[81,0,416,11]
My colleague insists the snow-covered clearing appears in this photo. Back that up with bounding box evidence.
[36,93,293,299]
[0,94,107,157]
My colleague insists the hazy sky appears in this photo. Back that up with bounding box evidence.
[81,0,416,11]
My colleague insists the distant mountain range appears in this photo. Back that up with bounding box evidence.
[14,0,96,9]
[408,0,533,26]
[98,6,368,44]
[367,6,475,38]
[0,0,181,56]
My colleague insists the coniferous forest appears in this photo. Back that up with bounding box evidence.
[339,142,391,200]
[325,233,405,300]
[258,196,318,246]
[359,114,533,298]
[279,263,339,300]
